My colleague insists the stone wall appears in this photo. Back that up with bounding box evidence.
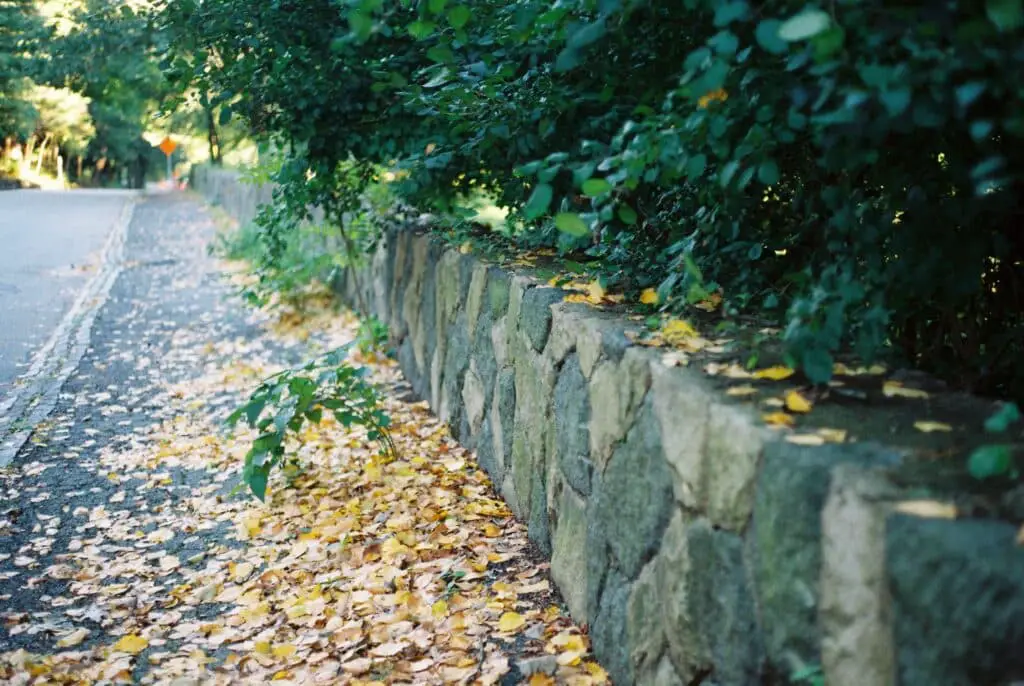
[190,166,274,228]
[195,171,1024,686]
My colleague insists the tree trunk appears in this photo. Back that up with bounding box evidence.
[205,101,222,166]
[35,133,52,175]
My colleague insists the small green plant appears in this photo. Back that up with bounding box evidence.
[226,345,394,501]
[356,315,389,355]
[968,402,1022,480]
[790,664,824,686]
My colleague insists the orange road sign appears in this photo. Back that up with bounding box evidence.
[158,137,177,156]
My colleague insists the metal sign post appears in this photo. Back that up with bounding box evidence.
[157,137,178,186]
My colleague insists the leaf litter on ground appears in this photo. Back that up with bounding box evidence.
[0,259,606,684]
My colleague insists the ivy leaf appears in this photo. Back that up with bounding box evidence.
[880,88,912,116]
[757,159,779,185]
[554,212,590,237]
[968,444,1013,479]
[581,178,612,196]
[812,24,845,58]
[986,0,1024,30]
[447,5,471,29]
[755,20,788,54]
[778,9,832,42]
[713,1,749,27]
[348,11,372,40]
[218,106,232,126]
[984,402,1021,433]
[426,45,455,63]
[617,204,638,225]
[686,153,707,180]
[407,20,436,39]
[428,0,447,14]
[523,183,553,220]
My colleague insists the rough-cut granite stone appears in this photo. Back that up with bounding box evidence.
[195,172,1024,686]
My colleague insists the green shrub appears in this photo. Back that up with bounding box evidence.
[164,0,1024,399]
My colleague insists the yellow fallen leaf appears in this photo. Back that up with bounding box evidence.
[725,384,758,397]
[639,288,659,305]
[883,381,929,399]
[56,627,90,648]
[113,634,149,655]
[785,434,825,446]
[586,280,605,304]
[784,390,813,413]
[233,561,255,582]
[271,643,296,659]
[585,661,610,682]
[237,515,262,540]
[817,428,848,443]
[913,420,952,433]
[498,611,527,633]
[705,362,753,379]
[529,674,555,686]
[753,366,795,381]
[482,523,501,537]
[550,632,587,653]
[763,412,795,428]
[432,599,448,618]
[557,650,585,666]
[254,641,272,655]
[661,318,699,342]
[894,500,957,519]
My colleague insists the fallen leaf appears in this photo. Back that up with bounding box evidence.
[785,434,825,446]
[753,366,795,381]
[661,318,699,343]
[271,643,297,659]
[113,634,149,655]
[894,500,957,519]
[817,428,848,443]
[233,561,255,581]
[913,420,952,433]
[784,390,813,413]
[883,381,929,399]
[56,627,90,648]
[762,412,795,428]
[371,641,405,657]
[725,385,758,397]
[639,288,659,305]
[158,555,180,572]
[498,612,527,633]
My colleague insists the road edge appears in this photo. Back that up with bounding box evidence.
[0,194,138,467]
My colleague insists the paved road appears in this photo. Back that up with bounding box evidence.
[0,190,135,398]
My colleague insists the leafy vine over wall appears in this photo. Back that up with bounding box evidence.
[163,0,1024,401]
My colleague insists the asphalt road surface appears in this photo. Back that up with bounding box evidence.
[0,189,135,398]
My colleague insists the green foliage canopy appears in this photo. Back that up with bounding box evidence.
[165,0,1024,399]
